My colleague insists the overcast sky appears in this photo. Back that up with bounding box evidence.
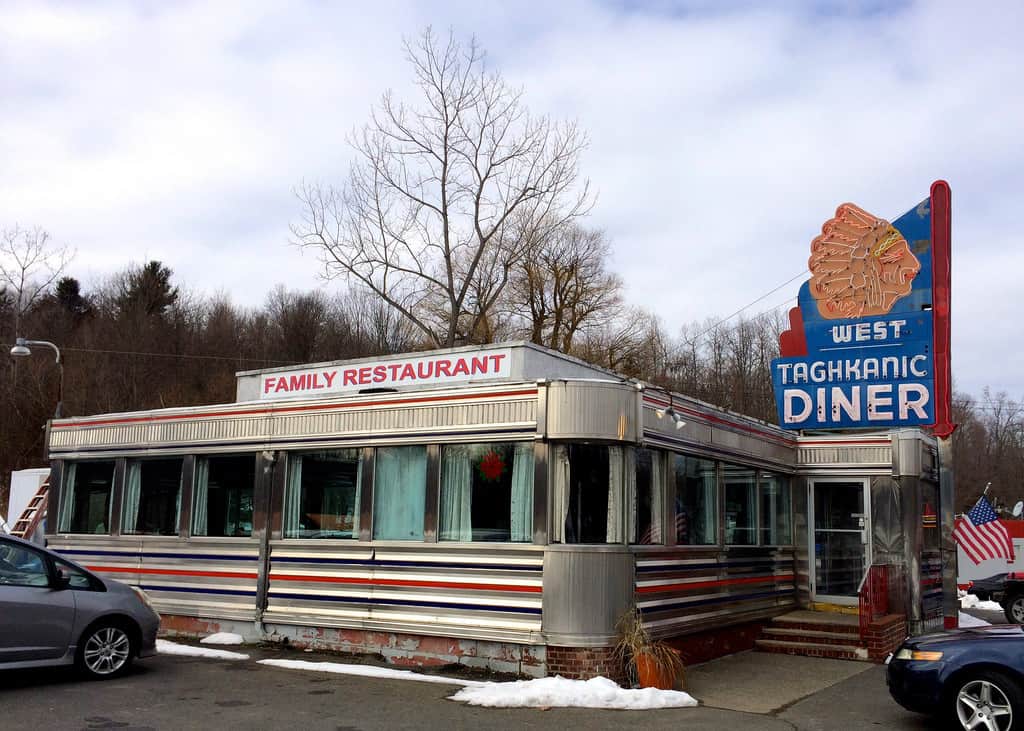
[2,0,1021,399]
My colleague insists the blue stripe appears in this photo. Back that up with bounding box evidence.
[139,584,257,597]
[57,549,257,562]
[636,560,785,573]
[269,591,541,615]
[271,556,541,571]
[641,588,795,614]
[51,425,536,454]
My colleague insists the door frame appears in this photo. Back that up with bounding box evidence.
[808,477,872,606]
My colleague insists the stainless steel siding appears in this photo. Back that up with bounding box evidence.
[541,546,634,646]
[263,542,544,644]
[49,536,260,621]
[635,547,797,637]
[545,381,638,442]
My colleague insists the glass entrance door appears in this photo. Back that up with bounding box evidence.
[811,480,870,604]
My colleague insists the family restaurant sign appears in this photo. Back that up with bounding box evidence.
[259,348,512,400]
[771,181,952,433]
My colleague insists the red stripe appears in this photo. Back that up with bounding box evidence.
[88,566,257,579]
[270,574,541,593]
[636,573,794,595]
[52,388,538,429]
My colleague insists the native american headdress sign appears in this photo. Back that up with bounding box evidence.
[771,182,952,434]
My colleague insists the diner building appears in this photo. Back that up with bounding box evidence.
[45,342,950,677]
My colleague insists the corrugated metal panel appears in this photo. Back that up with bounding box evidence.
[635,547,797,636]
[49,536,260,621]
[263,542,544,644]
[48,385,538,457]
[797,443,892,468]
[541,546,634,645]
[545,381,638,442]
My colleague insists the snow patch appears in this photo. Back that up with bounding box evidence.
[258,659,479,686]
[200,632,246,645]
[449,676,699,710]
[157,639,249,660]
[959,594,1003,612]
[958,612,992,628]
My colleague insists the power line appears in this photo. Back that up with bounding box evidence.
[3,343,301,366]
[680,271,806,348]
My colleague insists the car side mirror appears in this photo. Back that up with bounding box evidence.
[52,566,71,590]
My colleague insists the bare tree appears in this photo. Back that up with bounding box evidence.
[0,225,73,334]
[293,27,591,348]
[505,223,623,352]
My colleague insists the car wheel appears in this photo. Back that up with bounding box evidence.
[77,622,135,679]
[1004,595,1024,624]
[952,670,1021,731]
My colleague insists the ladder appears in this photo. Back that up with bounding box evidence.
[11,479,49,539]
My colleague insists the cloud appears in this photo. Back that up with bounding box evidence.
[1,0,1021,397]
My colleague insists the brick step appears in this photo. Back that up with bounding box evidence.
[770,619,860,634]
[761,627,863,646]
[755,639,869,661]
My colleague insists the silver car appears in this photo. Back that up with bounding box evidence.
[0,534,160,679]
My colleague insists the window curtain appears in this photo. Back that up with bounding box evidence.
[59,463,77,532]
[551,445,569,543]
[350,459,362,536]
[607,446,624,543]
[650,452,663,544]
[372,447,426,540]
[626,448,639,543]
[121,462,142,533]
[284,455,303,538]
[439,446,472,541]
[510,443,535,543]
[192,458,210,536]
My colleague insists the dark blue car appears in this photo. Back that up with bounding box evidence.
[888,624,1024,730]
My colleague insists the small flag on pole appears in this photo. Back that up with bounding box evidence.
[953,496,1016,565]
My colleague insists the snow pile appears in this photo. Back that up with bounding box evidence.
[958,612,992,628]
[258,659,479,686]
[200,632,246,645]
[449,675,699,710]
[960,593,1003,612]
[157,639,249,660]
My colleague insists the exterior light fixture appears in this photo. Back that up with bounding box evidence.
[651,386,686,430]
[9,337,64,418]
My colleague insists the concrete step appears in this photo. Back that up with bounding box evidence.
[755,639,870,662]
[761,627,863,646]
[770,617,860,634]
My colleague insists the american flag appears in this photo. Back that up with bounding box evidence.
[953,496,1016,564]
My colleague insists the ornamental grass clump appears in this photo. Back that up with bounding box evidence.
[613,606,686,690]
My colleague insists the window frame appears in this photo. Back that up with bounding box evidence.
[59,459,117,535]
[282,448,365,540]
[190,453,258,539]
[121,457,185,537]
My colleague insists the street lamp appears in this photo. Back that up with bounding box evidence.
[10,337,64,418]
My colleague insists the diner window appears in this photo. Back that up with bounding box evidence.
[673,454,717,545]
[284,450,362,539]
[192,455,255,537]
[724,463,757,545]
[759,472,792,545]
[552,444,625,544]
[122,458,183,536]
[630,449,663,544]
[372,445,427,541]
[58,461,115,534]
[439,442,534,543]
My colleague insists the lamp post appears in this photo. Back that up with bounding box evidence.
[10,337,64,418]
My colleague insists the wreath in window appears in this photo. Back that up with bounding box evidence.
[477,450,507,482]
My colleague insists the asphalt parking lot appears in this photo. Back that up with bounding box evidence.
[0,640,951,731]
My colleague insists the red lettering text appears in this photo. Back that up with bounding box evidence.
[373,365,387,383]
[451,357,470,376]
[343,369,358,386]
[435,359,451,377]
[323,371,337,387]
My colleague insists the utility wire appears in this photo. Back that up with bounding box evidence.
[3,343,301,366]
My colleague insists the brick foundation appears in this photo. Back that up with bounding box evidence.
[863,614,908,662]
[157,614,545,678]
[666,620,766,666]
[545,645,626,684]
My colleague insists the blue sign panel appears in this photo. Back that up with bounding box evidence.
[772,197,935,429]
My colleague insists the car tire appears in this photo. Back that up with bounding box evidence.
[76,621,136,679]
[949,669,1022,731]
[1004,595,1024,624]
